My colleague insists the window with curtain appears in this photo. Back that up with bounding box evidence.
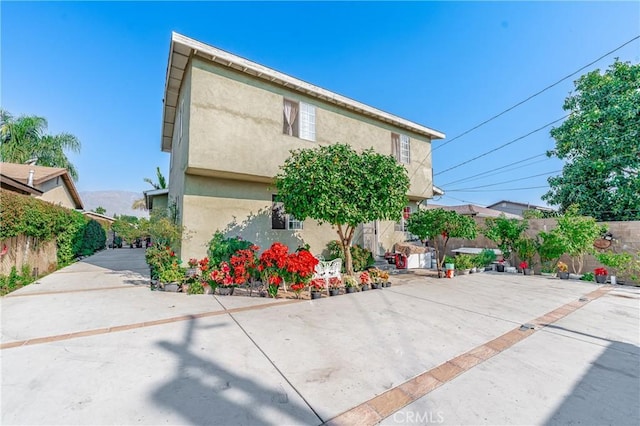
[283,99,316,141]
[391,133,411,164]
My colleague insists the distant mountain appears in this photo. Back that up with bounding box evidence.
[80,191,149,218]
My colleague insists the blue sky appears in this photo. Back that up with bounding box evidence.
[2,1,639,208]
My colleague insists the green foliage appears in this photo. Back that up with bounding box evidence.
[554,205,605,273]
[0,191,88,266]
[581,272,595,282]
[0,109,81,180]
[325,240,374,272]
[476,249,497,266]
[111,215,142,244]
[79,219,106,256]
[93,206,106,215]
[515,236,538,266]
[0,265,35,296]
[455,254,474,270]
[147,207,184,248]
[543,60,640,221]
[187,280,205,295]
[482,216,528,262]
[208,231,254,268]
[158,265,185,284]
[537,230,566,272]
[407,209,477,273]
[275,143,409,274]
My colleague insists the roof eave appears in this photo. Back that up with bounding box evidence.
[160,32,446,152]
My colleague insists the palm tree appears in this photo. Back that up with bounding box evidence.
[132,167,168,210]
[0,109,81,180]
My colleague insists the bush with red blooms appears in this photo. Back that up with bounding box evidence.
[266,274,282,298]
[285,249,319,285]
[290,282,306,298]
[519,261,528,270]
[594,267,608,276]
[210,261,234,287]
[310,278,326,292]
[229,245,260,286]
[328,276,342,289]
[359,271,371,284]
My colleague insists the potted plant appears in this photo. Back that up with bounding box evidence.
[596,251,632,286]
[158,265,185,292]
[444,256,455,273]
[519,261,533,275]
[378,270,391,287]
[557,261,569,279]
[211,261,235,295]
[309,278,325,299]
[454,254,474,275]
[477,249,497,271]
[359,271,371,291]
[344,275,358,293]
[187,280,205,295]
[290,282,306,299]
[594,267,608,284]
[328,276,342,296]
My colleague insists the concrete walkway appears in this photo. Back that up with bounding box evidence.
[1,248,638,425]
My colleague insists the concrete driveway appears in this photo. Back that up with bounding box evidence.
[1,248,638,425]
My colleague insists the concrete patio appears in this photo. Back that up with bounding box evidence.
[1,248,638,425]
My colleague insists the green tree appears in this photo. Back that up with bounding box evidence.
[93,206,106,215]
[553,205,606,274]
[111,215,141,245]
[0,109,81,180]
[275,143,409,275]
[406,208,477,276]
[543,60,640,221]
[482,216,528,264]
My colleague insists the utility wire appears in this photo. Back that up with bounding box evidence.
[447,169,562,191]
[446,185,550,193]
[432,34,640,152]
[439,153,549,187]
[434,115,568,177]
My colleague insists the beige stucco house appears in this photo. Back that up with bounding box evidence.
[160,32,445,260]
[0,162,83,210]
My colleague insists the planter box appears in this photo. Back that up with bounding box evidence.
[595,275,607,284]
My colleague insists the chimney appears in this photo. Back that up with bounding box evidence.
[28,170,34,187]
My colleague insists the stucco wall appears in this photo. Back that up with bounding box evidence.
[187,58,433,199]
[0,235,57,277]
[179,175,412,261]
[37,181,76,209]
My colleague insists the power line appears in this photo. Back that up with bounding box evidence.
[439,153,549,187]
[446,185,550,193]
[434,115,568,177]
[432,34,640,152]
[447,169,562,191]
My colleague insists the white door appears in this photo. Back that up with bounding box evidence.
[362,221,379,256]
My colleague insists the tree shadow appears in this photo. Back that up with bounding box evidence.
[78,248,150,286]
[543,325,640,425]
[151,316,319,425]
[220,208,306,251]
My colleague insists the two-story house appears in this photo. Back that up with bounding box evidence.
[160,33,444,260]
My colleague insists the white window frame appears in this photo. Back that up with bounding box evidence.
[288,216,304,230]
[283,99,315,142]
[272,194,304,230]
[399,134,411,164]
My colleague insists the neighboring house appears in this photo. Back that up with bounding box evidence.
[486,200,553,218]
[0,162,83,210]
[82,211,116,227]
[425,203,522,219]
[144,188,169,213]
[160,32,445,260]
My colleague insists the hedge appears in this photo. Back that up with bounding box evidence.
[0,191,104,266]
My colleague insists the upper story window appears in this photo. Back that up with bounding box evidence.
[283,99,316,141]
[392,133,411,164]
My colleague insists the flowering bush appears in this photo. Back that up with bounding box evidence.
[290,283,306,298]
[285,249,319,284]
[519,261,528,270]
[344,275,357,288]
[229,246,259,286]
[188,258,199,268]
[210,262,234,287]
[595,267,608,276]
[557,261,568,272]
[359,271,371,284]
[328,276,342,289]
[310,278,325,292]
[267,274,282,298]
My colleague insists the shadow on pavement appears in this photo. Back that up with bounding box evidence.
[151,317,319,425]
[543,325,640,425]
[80,248,150,286]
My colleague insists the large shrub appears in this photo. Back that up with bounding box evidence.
[326,240,374,272]
[207,231,254,268]
[79,219,106,256]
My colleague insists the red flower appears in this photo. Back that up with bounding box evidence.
[595,267,608,276]
[519,261,528,269]
[359,271,371,284]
